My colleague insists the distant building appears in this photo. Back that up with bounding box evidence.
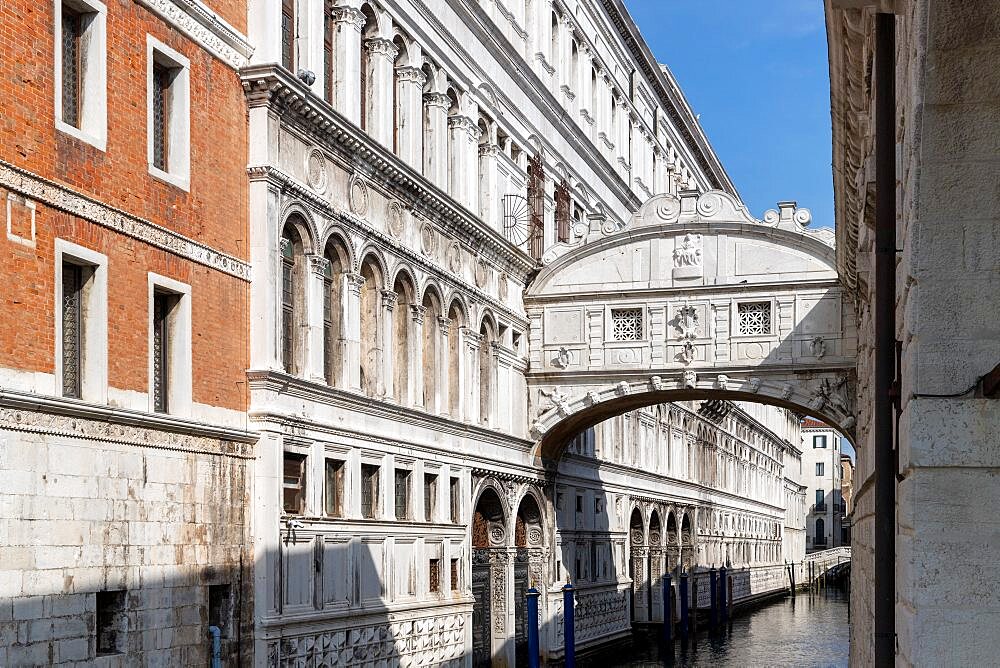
[801,419,843,551]
[840,454,854,545]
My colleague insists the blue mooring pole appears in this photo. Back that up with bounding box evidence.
[563,583,576,668]
[208,625,221,668]
[527,587,540,668]
[679,573,689,639]
[709,568,718,630]
[662,573,673,645]
[719,566,728,623]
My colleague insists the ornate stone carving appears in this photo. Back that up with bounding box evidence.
[498,272,509,301]
[307,254,330,277]
[305,148,328,193]
[809,335,827,359]
[675,303,699,365]
[446,241,462,274]
[381,290,397,311]
[474,259,489,288]
[552,347,571,369]
[716,374,730,390]
[387,200,405,237]
[650,375,663,391]
[682,370,697,389]
[538,386,570,417]
[419,222,438,256]
[348,174,369,216]
[672,233,703,279]
[585,390,600,406]
[134,0,252,69]
[748,377,762,392]
[614,381,631,396]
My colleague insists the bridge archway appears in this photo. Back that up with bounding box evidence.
[525,189,858,462]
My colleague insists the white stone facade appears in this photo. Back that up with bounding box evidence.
[800,420,844,551]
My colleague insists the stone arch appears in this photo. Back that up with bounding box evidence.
[478,311,497,425]
[319,225,356,270]
[471,484,509,668]
[279,218,309,376]
[322,233,352,386]
[358,252,385,396]
[628,507,648,622]
[279,206,317,255]
[512,488,546,665]
[421,283,444,410]
[680,511,694,570]
[391,268,417,405]
[445,297,467,418]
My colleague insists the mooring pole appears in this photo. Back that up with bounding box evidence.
[527,587,540,668]
[709,568,718,630]
[679,573,689,639]
[662,573,673,646]
[719,566,728,622]
[563,583,575,668]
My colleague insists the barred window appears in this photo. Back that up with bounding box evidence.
[424,473,437,522]
[324,459,344,517]
[361,464,380,519]
[151,292,176,413]
[61,262,83,399]
[61,6,82,128]
[737,301,772,335]
[450,558,459,590]
[450,476,461,524]
[281,0,295,70]
[151,62,169,171]
[428,559,441,593]
[394,468,411,520]
[611,308,643,341]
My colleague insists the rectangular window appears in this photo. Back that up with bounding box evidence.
[814,435,827,449]
[737,301,772,335]
[424,473,437,522]
[395,468,411,520]
[55,0,107,149]
[323,10,334,102]
[429,559,441,593]
[324,459,345,517]
[575,494,583,513]
[281,0,295,70]
[208,584,233,638]
[816,462,825,476]
[151,291,176,413]
[815,489,825,509]
[283,452,306,515]
[450,476,461,524]
[96,590,126,655]
[361,464,380,519]
[61,262,84,399]
[590,542,597,581]
[147,37,190,189]
[611,308,643,341]
[555,179,571,242]
[450,558,460,591]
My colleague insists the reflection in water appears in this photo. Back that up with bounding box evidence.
[578,588,850,668]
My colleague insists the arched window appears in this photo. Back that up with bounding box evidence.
[392,35,407,154]
[359,5,378,131]
[571,40,579,94]
[359,256,382,395]
[447,301,465,417]
[392,272,415,404]
[815,517,825,545]
[280,222,305,375]
[479,317,495,425]
[446,87,460,199]
[550,12,558,66]
[421,63,435,176]
[323,237,349,386]
[421,288,441,410]
[591,67,598,116]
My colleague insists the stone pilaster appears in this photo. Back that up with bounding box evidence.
[409,304,426,408]
[363,38,397,147]
[423,92,450,189]
[380,290,397,400]
[344,271,365,390]
[331,5,365,124]
[395,66,425,168]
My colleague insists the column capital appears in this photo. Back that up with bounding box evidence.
[345,272,365,295]
[395,66,426,86]
[437,315,452,336]
[331,5,365,30]
[381,289,398,310]
[478,143,499,158]
[424,92,451,109]
[447,114,478,135]
[409,303,427,324]
[364,37,398,61]
[464,329,483,350]
[307,254,331,278]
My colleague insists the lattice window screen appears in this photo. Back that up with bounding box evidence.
[611,308,643,341]
[737,301,772,335]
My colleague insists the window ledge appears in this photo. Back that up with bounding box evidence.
[56,120,107,152]
[148,164,190,191]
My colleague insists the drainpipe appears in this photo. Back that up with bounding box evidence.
[874,10,897,666]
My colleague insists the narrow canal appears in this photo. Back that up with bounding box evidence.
[578,588,850,667]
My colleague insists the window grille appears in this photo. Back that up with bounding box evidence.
[449,476,461,524]
[323,11,333,102]
[152,63,169,171]
[450,559,459,590]
[324,459,344,517]
[152,292,171,413]
[281,0,295,70]
[394,469,411,520]
[737,301,772,335]
[61,263,83,399]
[527,154,545,260]
[280,236,295,373]
[424,473,437,522]
[611,308,643,341]
[282,453,306,514]
[61,6,82,128]
[555,179,571,243]
[361,464,379,519]
[428,559,441,593]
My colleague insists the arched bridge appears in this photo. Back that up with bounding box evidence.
[525,190,858,461]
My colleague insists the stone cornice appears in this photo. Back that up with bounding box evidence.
[0,160,251,280]
[246,370,534,450]
[134,0,252,68]
[0,389,257,455]
[247,164,529,326]
[241,65,535,278]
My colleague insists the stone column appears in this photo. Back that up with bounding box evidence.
[331,4,364,124]
[381,290,397,400]
[363,37,397,147]
[409,304,426,408]
[437,316,451,416]
[395,66,425,168]
[448,115,476,206]
[306,255,330,381]
[465,329,482,424]
[345,272,364,390]
[423,92,450,188]
[478,143,500,230]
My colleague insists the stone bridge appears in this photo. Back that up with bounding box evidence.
[525,189,858,461]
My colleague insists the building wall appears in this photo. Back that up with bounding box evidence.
[800,422,842,550]
[0,0,253,663]
[828,1,1000,664]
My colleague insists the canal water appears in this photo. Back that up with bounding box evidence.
[578,588,850,667]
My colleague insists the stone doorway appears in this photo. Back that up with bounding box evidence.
[472,487,507,668]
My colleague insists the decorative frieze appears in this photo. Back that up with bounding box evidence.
[134,0,252,69]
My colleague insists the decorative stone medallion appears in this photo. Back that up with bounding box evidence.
[348,174,369,216]
[305,148,328,193]
[419,221,438,256]
[498,272,509,301]
[446,241,462,274]
[474,258,489,288]
[387,200,405,237]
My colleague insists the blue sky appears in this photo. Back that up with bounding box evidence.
[624,0,834,230]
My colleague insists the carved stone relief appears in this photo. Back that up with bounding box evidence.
[672,233,703,279]
[305,148,328,194]
[348,174,369,216]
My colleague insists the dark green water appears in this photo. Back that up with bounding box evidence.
[578,588,850,668]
